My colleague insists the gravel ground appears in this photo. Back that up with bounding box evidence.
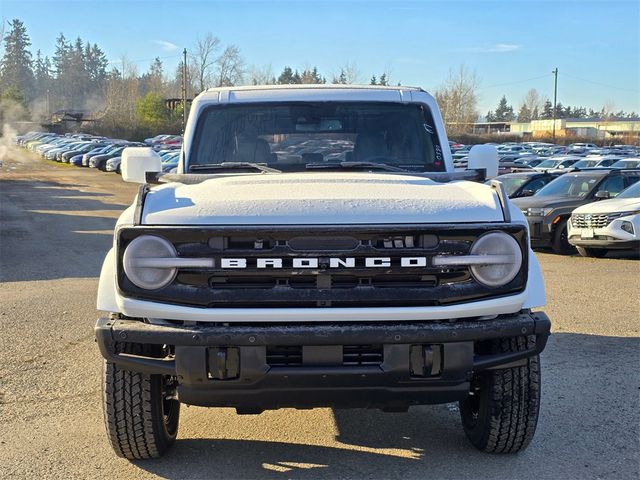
[1,150,638,479]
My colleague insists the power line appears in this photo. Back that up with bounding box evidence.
[561,72,639,93]
[480,73,552,90]
[106,53,182,68]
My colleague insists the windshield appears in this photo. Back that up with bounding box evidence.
[573,160,598,169]
[497,177,528,196]
[189,102,445,172]
[617,181,640,198]
[611,160,640,168]
[535,174,603,198]
[536,159,560,168]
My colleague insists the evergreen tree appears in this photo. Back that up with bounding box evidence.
[85,42,108,84]
[554,102,564,119]
[34,50,52,98]
[485,110,496,122]
[516,104,532,122]
[370,75,377,85]
[532,106,539,120]
[540,100,554,119]
[493,95,514,121]
[572,106,586,119]
[300,66,324,84]
[0,19,35,99]
[277,66,296,84]
[52,33,69,77]
[140,57,164,94]
[332,69,347,84]
[379,73,388,86]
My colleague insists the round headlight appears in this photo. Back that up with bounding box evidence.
[469,232,522,287]
[123,235,177,290]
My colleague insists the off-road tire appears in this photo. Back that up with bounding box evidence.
[459,336,541,454]
[576,246,608,258]
[102,343,180,459]
[551,218,574,255]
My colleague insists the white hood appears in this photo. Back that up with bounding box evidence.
[141,172,504,225]
[573,197,640,214]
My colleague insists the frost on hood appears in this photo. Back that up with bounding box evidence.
[142,172,503,225]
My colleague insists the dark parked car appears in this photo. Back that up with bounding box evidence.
[89,146,128,170]
[512,169,640,254]
[491,172,563,198]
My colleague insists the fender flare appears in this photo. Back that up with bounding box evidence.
[523,249,546,309]
[96,248,118,312]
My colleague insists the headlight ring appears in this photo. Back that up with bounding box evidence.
[469,232,523,287]
[123,235,177,290]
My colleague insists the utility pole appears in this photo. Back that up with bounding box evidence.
[552,67,558,142]
[182,48,188,132]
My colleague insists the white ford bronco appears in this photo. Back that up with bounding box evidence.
[95,85,550,459]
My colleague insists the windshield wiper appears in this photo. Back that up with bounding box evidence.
[189,162,281,173]
[306,161,410,173]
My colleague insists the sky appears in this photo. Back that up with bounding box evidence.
[2,0,639,114]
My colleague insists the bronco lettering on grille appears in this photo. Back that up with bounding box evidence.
[218,257,429,269]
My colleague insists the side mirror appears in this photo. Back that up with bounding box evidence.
[121,147,162,183]
[595,190,610,200]
[521,189,536,197]
[467,144,498,179]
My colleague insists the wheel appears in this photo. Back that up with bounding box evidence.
[551,218,574,255]
[102,343,180,459]
[459,336,541,454]
[576,246,608,258]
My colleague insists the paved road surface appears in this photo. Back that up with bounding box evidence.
[1,150,638,479]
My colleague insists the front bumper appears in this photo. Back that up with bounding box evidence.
[568,215,640,250]
[95,311,551,411]
[522,214,554,247]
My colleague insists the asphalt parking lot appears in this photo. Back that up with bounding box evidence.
[1,151,638,480]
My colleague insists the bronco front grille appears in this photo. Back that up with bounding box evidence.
[117,224,528,308]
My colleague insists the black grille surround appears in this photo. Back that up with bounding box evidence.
[116,224,528,308]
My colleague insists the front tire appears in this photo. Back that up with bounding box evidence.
[551,219,574,255]
[576,246,608,258]
[459,336,541,453]
[102,343,180,459]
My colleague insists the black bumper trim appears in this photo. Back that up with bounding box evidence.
[96,311,550,376]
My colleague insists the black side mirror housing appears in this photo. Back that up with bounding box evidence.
[521,189,536,197]
[595,190,610,199]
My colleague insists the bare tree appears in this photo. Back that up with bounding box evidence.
[246,64,276,85]
[520,88,543,120]
[190,33,220,93]
[214,45,244,87]
[332,61,362,84]
[434,65,480,133]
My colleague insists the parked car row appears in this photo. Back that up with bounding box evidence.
[15,131,183,174]
[15,132,639,259]
[451,140,640,174]
[510,169,640,256]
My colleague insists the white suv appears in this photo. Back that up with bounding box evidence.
[568,181,640,257]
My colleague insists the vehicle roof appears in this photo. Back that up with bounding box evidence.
[205,84,423,93]
[197,84,430,104]
[497,172,546,178]
[567,168,639,175]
